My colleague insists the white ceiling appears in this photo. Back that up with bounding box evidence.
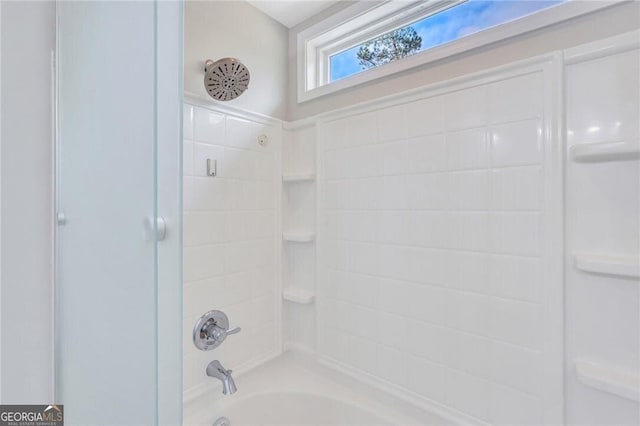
[247,1,340,28]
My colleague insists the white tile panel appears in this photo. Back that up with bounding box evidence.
[488,73,543,125]
[565,39,640,426]
[317,62,560,424]
[443,290,489,335]
[193,143,224,177]
[407,134,447,173]
[444,85,488,131]
[183,212,227,247]
[183,277,226,317]
[183,245,225,282]
[449,170,490,211]
[444,368,491,421]
[378,312,408,350]
[405,355,446,401]
[406,96,445,137]
[488,255,542,303]
[486,298,543,350]
[490,120,542,167]
[184,105,195,140]
[489,383,542,426]
[348,335,378,375]
[446,128,489,171]
[377,344,407,385]
[318,62,561,424]
[378,104,408,142]
[405,319,448,364]
[491,166,542,210]
[183,139,194,176]
[183,103,281,398]
[490,212,541,257]
[406,284,446,325]
[381,141,409,175]
[448,251,491,295]
[488,340,544,394]
[408,174,451,210]
[194,108,225,144]
[445,329,491,378]
[346,112,378,147]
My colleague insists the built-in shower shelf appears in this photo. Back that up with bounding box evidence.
[574,253,640,279]
[575,359,640,402]
[282,287,315,304]
[282,173,315,183]
[283,231,315,243]
[570,139,640,162]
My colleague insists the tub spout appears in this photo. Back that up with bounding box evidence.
[206,360,237,395]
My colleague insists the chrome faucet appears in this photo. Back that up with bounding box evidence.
[206,360,237,395]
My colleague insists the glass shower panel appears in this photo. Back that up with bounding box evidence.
[55,1,182,425]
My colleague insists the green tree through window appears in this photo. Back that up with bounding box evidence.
[356,27,422,70]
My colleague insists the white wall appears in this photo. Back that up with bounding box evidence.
[184,0,289,120]
[0,0,55,403]
[182,100,282,407]
[315,58,564,425]
[564,33,640,425]
[288,1,640,121]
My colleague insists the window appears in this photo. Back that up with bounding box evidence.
[329,0,565,83]
[297,0,619,102]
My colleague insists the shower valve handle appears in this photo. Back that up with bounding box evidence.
[215,326,241,343]
[193,310,241,351]
[226,326,241,336]
[204,322,241,342]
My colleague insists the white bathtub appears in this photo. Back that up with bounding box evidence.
[216,392,391,425]
[184,352,456,426]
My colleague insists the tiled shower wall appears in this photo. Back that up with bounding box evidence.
[318,68,562,424]
[564,39,640,424]
[182,103,281,398]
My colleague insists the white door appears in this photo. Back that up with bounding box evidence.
[55,1,183,424]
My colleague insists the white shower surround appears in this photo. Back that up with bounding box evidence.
[183,31,640,426]
[563,32,640,424]
[182,99,283,402]
[314,54,563,424]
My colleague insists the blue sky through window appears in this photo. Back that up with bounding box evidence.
[330,0,565,82]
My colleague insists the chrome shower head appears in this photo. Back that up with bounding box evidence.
[203,58,250,101]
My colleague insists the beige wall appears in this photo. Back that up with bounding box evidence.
[1,0,55,403]
[288,1,640,121]
[185,0,289,120]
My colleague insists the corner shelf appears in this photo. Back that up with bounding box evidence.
[283,173,315,183]
[570,139,640,163]
[575,359,640,402]
[282,287,315,304]
[283,231,315,243]
[574,253,640,279]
